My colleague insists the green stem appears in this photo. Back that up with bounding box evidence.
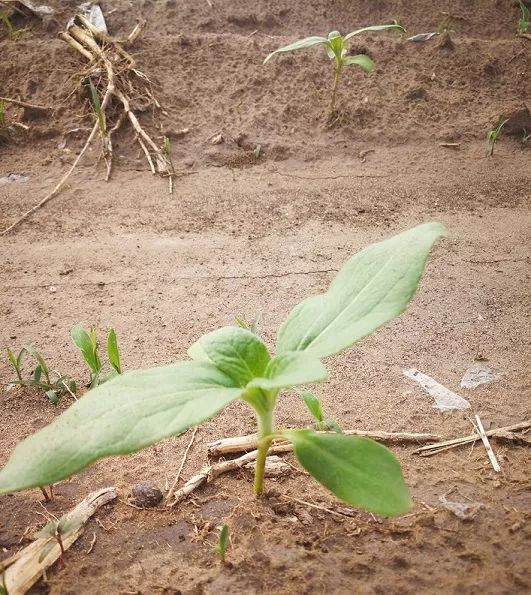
[254,409,274,496]
[329,61,342,115]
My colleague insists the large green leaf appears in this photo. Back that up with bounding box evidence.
[188,326,271,386]
[343,54,375,72]
[263,36,328,64]
[277,222,447,358]
[0,361,242,494]
[283,430,411,516]
[344,24,405,41]
[249,351,327,391]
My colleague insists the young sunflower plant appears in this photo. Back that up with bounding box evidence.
[264,24,405,114]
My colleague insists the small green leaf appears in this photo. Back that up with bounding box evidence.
[23,344,51,384]
[283,430,412,516]
[277,223,447,359]
[0,361,242,495]
[107,328,121,374]
[34,364,42,384]
[301,392,324,424]
[45,390,59,404]
[38,540,56,563]
[263,36,328,64]
[6,347,18,370]
[71,324,99,373]
[188,326,271,386]
[344,24,405,41]
[213,524,229,559]
[342,54,376,72]
[35,521,56,539]
[248,351,327,391]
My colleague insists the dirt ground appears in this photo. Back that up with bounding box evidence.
[1,1,530,593]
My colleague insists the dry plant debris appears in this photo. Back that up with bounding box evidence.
[0,14,174,236]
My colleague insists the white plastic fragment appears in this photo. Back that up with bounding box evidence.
[460,364,496,389]
[439,494,483,520]
[9,0,54,18]
[407,32,439,42]
[0,173,28,185]
[403,368,471,411]
[73,1,108,33]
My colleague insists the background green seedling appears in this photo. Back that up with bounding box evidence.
[0,223,447,518]
[212,524,229,562]
[71,324,122,388]
[517,0,530,33]
[301,391,342,433]
[486,116,508,156]
[6,343,76,404]
[263,23,405,115]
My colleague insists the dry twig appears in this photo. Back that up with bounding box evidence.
[166,426,198,501]
[207,429,440,457]
[473,414,501,472]
[413,420,530,456]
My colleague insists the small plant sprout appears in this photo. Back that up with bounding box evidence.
[263,24,405,115]
[301,392,342,433]
[6,343,76,404]
[0,223,447,517]
[517,0,530,34]
[1,9,28,40]
[0,571,7,595]
[486,116,508,156]
[71,324,122,388]
[213,524,229,562]
[36,517,82,568]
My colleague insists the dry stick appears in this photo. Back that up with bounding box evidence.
[0,96,51,111]
[169,450,287,507]
[280,494,354,519]
[474,415,501,472]
[166,426,198,501]
[207,429,440,457]
[3,487,117,594]
[413,420,531,456]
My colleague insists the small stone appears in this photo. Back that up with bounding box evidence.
[131,481,163,508]
[211,133,224,145]
[49,286,57,293]
[503,106,531,136]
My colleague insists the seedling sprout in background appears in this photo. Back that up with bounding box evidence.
[212,525,229,562]
[486,116,508,156]
[6,343,76,404]
[0,572,7,595]
[301,391,342,433]
[517,0,530,33]
[0,9,28,40]
[263,23,405,115]
[71,324,122,387]
[0,223,447,518]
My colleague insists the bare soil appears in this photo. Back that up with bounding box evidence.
[0,1,530,594]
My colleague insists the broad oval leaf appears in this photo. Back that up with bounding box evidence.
[107,328,121,374]
[188,326,271,386]
[248,351,327,391]
[0,361,242,495]
[343,54,375,72]
[283,430,412,516]
[263,36,328,64]
[277,222,447,358]
[71,324,98,372]
[344,24,405,41]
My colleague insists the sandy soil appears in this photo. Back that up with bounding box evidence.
[0,1,530,593]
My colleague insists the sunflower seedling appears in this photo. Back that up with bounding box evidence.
[212,524,229,562]
[0,223,447,517]
[6,343,76,404]
[71,324,122,388]
[517,0,530,34]
[263,23,405,115]
[486,116,508,156]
